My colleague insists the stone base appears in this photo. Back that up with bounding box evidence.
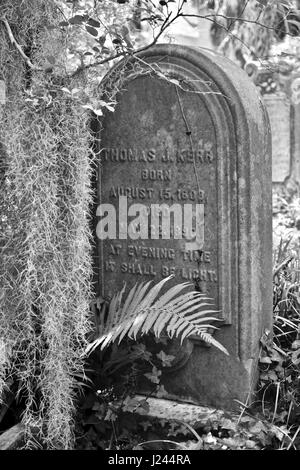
[132,394,239,427]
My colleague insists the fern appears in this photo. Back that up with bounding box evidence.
[86,276,228,356]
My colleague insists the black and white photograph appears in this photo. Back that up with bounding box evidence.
[0,0,300,456]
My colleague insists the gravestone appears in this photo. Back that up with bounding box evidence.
[264,93,291,183]
[245,59,300,187]
[95,45,272,410]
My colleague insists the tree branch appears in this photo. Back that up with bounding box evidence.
[71,10,174,77]
[0,17,41,71]
[182,13,294,36]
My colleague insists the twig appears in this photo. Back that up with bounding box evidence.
[0,17,41,71]
[71,10,175,77]
[183,13,295,36]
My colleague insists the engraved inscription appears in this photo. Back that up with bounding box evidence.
[102,142,214,165]
[102,148,156,162]
[128,245,176,260]
[99,75,219,303]
[121,262,157,276]
[141,169,171,181]
[109,186,154,199]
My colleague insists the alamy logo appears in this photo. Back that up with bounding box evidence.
[96,196,204,250]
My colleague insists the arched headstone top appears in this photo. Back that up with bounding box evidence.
[100,44,270,153]
[95,45,272,410]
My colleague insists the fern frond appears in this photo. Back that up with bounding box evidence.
[86,276,228,356]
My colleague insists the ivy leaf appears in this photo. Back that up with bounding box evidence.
[122,396,149,413]
[86,25,98,37]
[144,366,161,384]
[138,399,150,413]
[69,15,86,25]
[156,350,175,367]
[122,397,139,412]
[267,370,279,382]
[87,18,100,28]
[98,35,106,46]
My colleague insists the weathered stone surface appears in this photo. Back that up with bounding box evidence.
[291,77,300,187]
[132,394,230,425]
[264,94,291,183]
[96,45,272,410]
[246,60,300,186]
